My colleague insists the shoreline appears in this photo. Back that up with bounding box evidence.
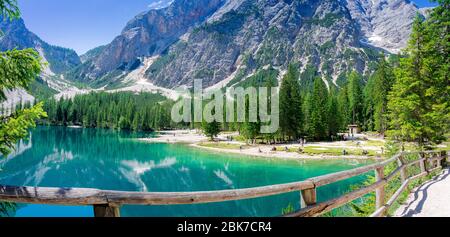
[189,143,381,161]
[139,130,384,161]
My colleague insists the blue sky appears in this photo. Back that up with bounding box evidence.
[18,0,169,54]
[17,0,438,55]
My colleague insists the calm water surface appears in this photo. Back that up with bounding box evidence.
[0,126,373,217]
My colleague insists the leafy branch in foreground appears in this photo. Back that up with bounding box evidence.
[0,102,47,155]
[0,0,19,21]
[0,49,43,100]
[0,0,46,156]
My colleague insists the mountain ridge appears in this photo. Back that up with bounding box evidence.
[66,0,424,91]
[0,17,82,107]
[1,0,426,103]
[0,17,81,74]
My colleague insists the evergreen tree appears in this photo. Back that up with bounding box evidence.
[279,64,303,140]
[202,119,220,141]
[388,10,449,147]
[328,88,341,137]
[337,84,351,130]
[44,92,171,132]
[262,76,278,144]
[369,55,395,136]
[363,75,375,131]
[241,96,260,144]
[309,77,329,140]
[347,71,364,125]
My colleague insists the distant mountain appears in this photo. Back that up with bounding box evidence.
[67,0,225,87]
[0,17,81,74]
[0,17,82,106]
[1,0,425,103]
[80,45,106,63]
[345,0,422,53]
[67,0,424,91]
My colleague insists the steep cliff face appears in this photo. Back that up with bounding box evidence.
[137,0,375,88]
[68,0,226,83]
[66,0,423,91]
[345,0,421,53]
[0,17,82,106]
[0,17,81,74]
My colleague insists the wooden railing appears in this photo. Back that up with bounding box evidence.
[0,150,448,217]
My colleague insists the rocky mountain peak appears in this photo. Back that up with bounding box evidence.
[344,0,422,53]
[66,0,424,92]
[71,0,226,82]
[0,17,81,74]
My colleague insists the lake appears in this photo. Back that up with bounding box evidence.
[0,126,373,217]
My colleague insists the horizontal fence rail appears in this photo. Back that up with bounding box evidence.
[0,150,448,217]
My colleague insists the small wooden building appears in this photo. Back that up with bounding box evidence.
[348,124,361,135]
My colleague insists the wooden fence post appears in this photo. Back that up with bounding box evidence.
[430,153,437,170]
[419,152,426,173]
[301,188,317,208]
[442,151,449,167]
[397,155,407,183]
[375,167,385,214]
[94,204,121,217]
[424,153,430,174]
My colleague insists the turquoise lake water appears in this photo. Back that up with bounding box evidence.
[0,126,373,217]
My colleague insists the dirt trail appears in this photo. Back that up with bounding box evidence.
[395,168,450,217]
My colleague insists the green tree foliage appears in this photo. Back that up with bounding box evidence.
[366,55,395,135]
[279,64,303,139]
[44,92,173,131]
[202,119,221,141]
[0,0,19,21]
[347,71,364,126]
[388,8,450,147]
[0,103,46,155]
[308,77,329,140]
[0,49,43,98]
[337,84,351,130]
[201,95,221,140]
[302,92,313,136]
[362,75,375,131]
[328,88,341,138]
[241,96,261,143]
[0,0,47,156]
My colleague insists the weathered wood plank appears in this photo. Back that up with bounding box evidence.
[375,167,385,211]
[94,204,120,217]
[407,158,424,167]
[309,155,399,187]
[441,151,448,167]
[286,179,387,217]
[0,185,107,205]
[420,157,427,173]
[301,188,317,208]
[371,171,428,217]
[104,180,315,205]
[384,166,403,182]
[371,206,387,217]
[397,156,407,183]
[385,179,410,208]
[428,166,442,174]
[0,180,315,205]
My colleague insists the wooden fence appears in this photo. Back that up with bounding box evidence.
[0,150,448,217]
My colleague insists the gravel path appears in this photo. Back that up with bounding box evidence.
[395,168,450,217]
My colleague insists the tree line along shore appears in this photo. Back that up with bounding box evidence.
[5,10,448,153]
